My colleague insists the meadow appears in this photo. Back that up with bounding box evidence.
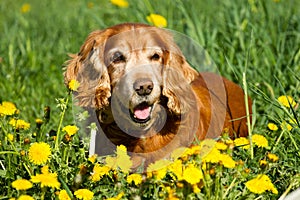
[0,0,299,199]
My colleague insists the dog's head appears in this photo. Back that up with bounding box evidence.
[64,23,199,134]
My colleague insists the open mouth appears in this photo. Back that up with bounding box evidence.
[130,102,153,124]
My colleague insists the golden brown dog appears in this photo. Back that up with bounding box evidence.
[64,23,251,166]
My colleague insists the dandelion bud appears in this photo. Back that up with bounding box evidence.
[20,150,26,156]
[267,153,279,162]
[209,168,215,175]
[79,164,87,175]
[43,106,50,122]
[259,160,268,166]
[35,118,43,129]
[63,134,72,143]
[24,138,30,144]
[176,182,184,188]
[237,160,244,165]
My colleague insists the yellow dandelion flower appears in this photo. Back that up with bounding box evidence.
[215,142,228,150]
[198,139,217,158]
[28,142,51,165]
[277,95,296,108]
[245,174,278,194]
[190,145,202,155]
[146,14,167,28]
[193,184,201,193]
[31,166,60,189]
[35,118,43,124]
[202,148,222,163]
[91,164,110,182]
[224,138,234,149]
[259,160,268,166]
[12,179,32,190]
[7,133,14,142]
[281,121,293,131]
[127,173,143,185]
[18,195,34,200]
[41,165,50,174]
[171,147,189,160]
[0,101,17,116]
[105,156,117,169]
[88,154,97,163]
[74,189,94,200]
[9,119,30,130]
[62,125,79,136]
[147,159,172,172]
[105,145,132,173]
[267,153,279,162]
[252,134,269,148]
[147,159,172,180]
[156,167,168,180]
[165,187,179,200]
[219,154,236,168]
[182,164,203,185]
[68,79,80,91]
[20,3,31,13]
[117,144,127,153]
[168,159,183,180]
[58,190,71,200]
[201,162,207,171]
[106,192,124,200]
[268,123,278,131]
[110,0,129,8]
[234,137,250,149]
[115,146,132,173]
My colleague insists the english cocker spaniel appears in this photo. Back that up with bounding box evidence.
[64,23,251,166]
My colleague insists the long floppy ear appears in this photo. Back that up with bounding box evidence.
[162,46,199,115]
[64,30,111,109]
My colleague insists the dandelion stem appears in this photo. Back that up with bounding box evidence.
[59,176,74,199]
[243,29,254,160]
[274,130,285,150]
[243,72,253,159]
[278,178,297,200]
[23,163,32,177]
[41,187,46,200]
[0,151,19,155]
[287,130,299,151]
[224,178,236,198]
[55,96,69,151]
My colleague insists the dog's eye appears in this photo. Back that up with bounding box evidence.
[111,51,126,63]
[150,53,161,61]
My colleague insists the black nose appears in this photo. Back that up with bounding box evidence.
[133,78,154,96]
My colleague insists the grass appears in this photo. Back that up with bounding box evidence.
[0,0,299,199]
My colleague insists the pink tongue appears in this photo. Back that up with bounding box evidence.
[134,106,150,120]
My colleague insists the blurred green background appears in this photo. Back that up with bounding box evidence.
[0,0,299,127]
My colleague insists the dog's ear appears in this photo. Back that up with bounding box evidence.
[162,47,199,115]
[64,30,112,109]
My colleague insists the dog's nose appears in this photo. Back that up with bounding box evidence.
[133,78,154,96]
